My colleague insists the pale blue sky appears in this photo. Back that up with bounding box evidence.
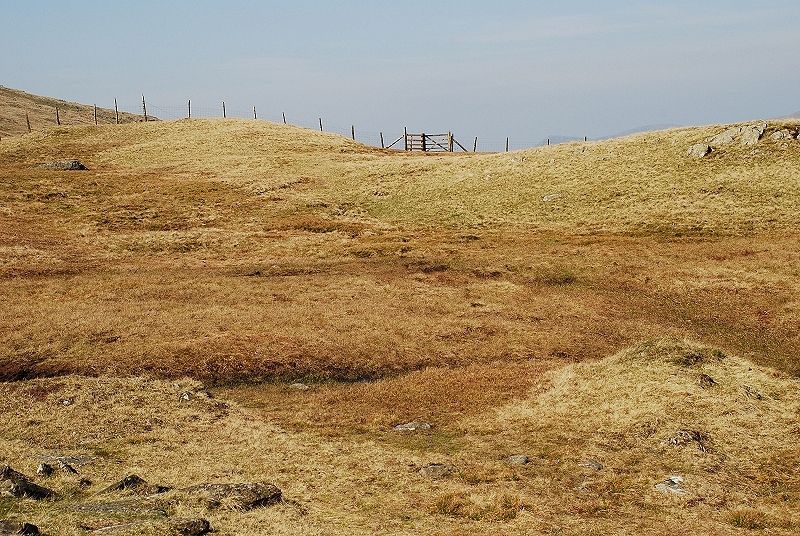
[3,1,799,148]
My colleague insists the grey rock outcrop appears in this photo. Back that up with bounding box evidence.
[418,463,454,479]
[507,455,529,466]
[771,129,794,141]
[687,144,711,158]
[181,482,282,511]
[101,474,170,495]
[0,520,40,535]
[708,127,742,145]
[740,122,766,146]
[0,466,56,500]
[655,475,686,495]
[168,518,212,536]
[393,421,431,431]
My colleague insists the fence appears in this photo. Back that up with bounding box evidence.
[16,95,592,153]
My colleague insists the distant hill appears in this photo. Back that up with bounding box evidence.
[0,86,146,138]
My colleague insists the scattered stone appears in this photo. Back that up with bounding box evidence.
[418,463,454,480]
[698,373,717,389]
[541,193,562,202]
[73,498,167,517]
[289,383,310,391]
[181,482,282,511]
[37,159,88,171]
[770,129,794,141]
[59,461,78,474]
[178,392,192,403]
[507,455,529,466]
[168,518,212,536]
[655,475,686,495]
[39,455,96,468]
[101,474,170,495]
[0,520,40,535]
[78,478,92,489]
[580,459,604,471]
[743,385,764,400]
[666,429,710,452]
[687,144,712,158]
[740,122,767,146]
[0,466,56,500]
[35,464,53,477]
[60,397,74,406]
[393,421,432,432]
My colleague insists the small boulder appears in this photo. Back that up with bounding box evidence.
[181,482,282,511]
[740,122,767,146]
[393,421,431,432]
[580,459,604,471]
[0,520,40,535]
[101,474,169,495]
[37,160,87,171]
[687,144,712,158]
[1,466,56,500]
[708,126,742,145]
[655,475,686,495]
[35,464,53,477]
[770,129,794,141]
[698,373,717,389]
[289,383,310,391]
[507,455,529,466]
[168,518,212,536]
[58,461,78,475]
[418,463,454,480]
[541,193,562,202]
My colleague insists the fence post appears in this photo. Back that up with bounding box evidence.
[422,132,427,152]
[404,127,408,151]
[253,106,257,119]
[94,104,97,125]
[473,137,477,152]
[222,102,226,118]
[319,118,323,131]
[114,99,119,124]
[380,132,384,148]
[584,136,587,142]
[26,112,31,133]
[351,125,355,140]
[282,112,286,124]
[505,137,509,152]
[547,138,550,146]
[55,107,60,125]
[142,95,147,121]
[448,132,454,152]
[188,99,191,118]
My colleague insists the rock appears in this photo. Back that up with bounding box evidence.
[687,144,712,158]
[102,474,170,495]
[541,193,562,202]
[655,475,686,495]
[35,464,53,477]
[708,126,742,145]
[0,466,56,500]
[666,429,710,452]
[181,482,282,511]
[580,459,604,471]
[289,383,310,391]
[507,455,529,466]
[771,129,794,141]
[178,392,192,402]
[168,518,212,536]
[37,159,87,171]
[78,478,92,489]
[740,122,767,146]
[698,373,717,389]
[38,454,96,468]
[60,397,74,406]
[393,421,432,432]
[418,463,454,479]
[58,461,78,474]
[0,520,40,535]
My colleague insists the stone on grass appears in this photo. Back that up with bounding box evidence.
[541,193,562,202]
[35,464,53,477]
[289,383,310,391]
[168,518,212,536]
[181,482,282,511]
[0,466,56,500]
[507,455,529,466]
[393,421,431,432]
[740,122,767,146]
[687,144,711,158]
[770,130,794,141]
[37,159,87,171]
[0,520,40,535]
[101,474,170,495]
[698,373,717,389]
[418,463,454,480]
[655,475,686,495]
[708,126,742,145]
[580,459,604,471]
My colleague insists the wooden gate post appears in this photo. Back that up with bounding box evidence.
[421,132,427,152]
[114,99,119,124]
[404,127,408,151]
[448,132,454,152]
[142,95,147,121]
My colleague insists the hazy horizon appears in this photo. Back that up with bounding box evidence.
[3,0,799,150]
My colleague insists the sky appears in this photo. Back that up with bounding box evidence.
[2,0,799,149]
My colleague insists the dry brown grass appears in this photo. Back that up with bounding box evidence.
[1,113,799,534]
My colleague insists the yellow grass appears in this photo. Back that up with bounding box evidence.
[1,113,799,534]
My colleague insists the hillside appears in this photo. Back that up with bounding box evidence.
[1,112,799,534]
[0,86,144,138]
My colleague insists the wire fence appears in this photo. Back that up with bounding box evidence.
[115,97,590,153]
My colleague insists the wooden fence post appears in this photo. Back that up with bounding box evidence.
[584,136,587,142]
[26,112,32,133]
[222,102,226,118]
[448,132,454,152]
[114,99,119,124]
[404,127,408,151]
[421,132,427,152]
[55,107,60,125]
[253,106,257,119]
[505,137,509,152]
[473,137,477,152]
[94,104,98,125]
[319,118,323,131]
[351,125,355,140]
[282,112,286,124]
[142,95,147,122]
[547,138,550,146]
[188,99,191,118]
[380,132,384,148]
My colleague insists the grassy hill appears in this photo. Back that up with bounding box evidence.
[1,106,799,534]
[0,86,144,138]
